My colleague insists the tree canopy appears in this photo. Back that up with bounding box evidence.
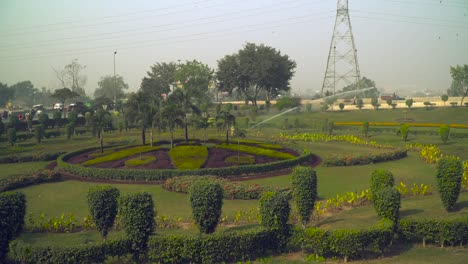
[216,43,296,106]
[340,77,379,98]
[54,60,87,96]
[94,75,128,104]
[0,83,14,107]
[449,64,468,104]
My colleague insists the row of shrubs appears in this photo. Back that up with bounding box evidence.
[58,147,313,181]
[323,148,407,166]
[0,170,62,193]
[0,151,63,164]
[162,176,291,200]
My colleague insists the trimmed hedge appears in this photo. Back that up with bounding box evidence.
[216,143,296,160]
[323,148,407,167]
[436,156,463,212]
[87,186,120,239]
[0,192,26,260]
[163,176,290,200]
[225,155,255,165]
[8,237,132,264]
[0,152,64,164]
[373,187,401,222]
[289,222,394,263]
[291,166,317,227]
[124,156,156,167]
[369,169,394,198]
[259,191,290,231]
[399,218,468,247]
[147,228,278,264]
[57,146,312,181]
[83,145,160,166]
[189,181,223,234]
[0,170,62,193]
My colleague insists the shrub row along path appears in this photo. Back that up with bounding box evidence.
[47,153,321,184]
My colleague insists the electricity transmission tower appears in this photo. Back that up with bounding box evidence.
[321,0,361,96]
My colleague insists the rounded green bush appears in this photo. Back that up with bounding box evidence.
[87,186,120,239]
[259,191,290,230]
[291,166,317,227]
[439,125,450,144]
[125,156,156,167]
[7,128,16,146]
[370,169,394,199]
[0,191,26,260]
[436,156,463,212]
[373,187,401,222]
[189,181,224,234]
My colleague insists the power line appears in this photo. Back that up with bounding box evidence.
[352,10,467,26]
[381,0,468,8]
[0,0,324,51]
[353,15,468,30]
[0,15,334,62]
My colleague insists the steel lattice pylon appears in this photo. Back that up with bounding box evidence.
[321,0,361,96]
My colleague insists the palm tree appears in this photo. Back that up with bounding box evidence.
[216,109,236,144]
[91,109,111,154]
[163,94,185,148]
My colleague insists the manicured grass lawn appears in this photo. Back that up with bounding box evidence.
[316,191,468,230]
[244,151,436,199]
[0,161,48,179]
[20,181,258,220]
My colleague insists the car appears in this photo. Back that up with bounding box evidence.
[32,104,44,111]
[53,103,63,110]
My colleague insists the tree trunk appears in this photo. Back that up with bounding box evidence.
[460,87,468,106]
[100,128,104,154]
[226,129,229,144]
[184,117,189,143]
[170,131,174,149]
[141,127,146,145]
[150,121,154,147]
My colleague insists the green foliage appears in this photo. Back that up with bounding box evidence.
[259,191,290,230]
[189,181,223,234]
[53,111,62,124]
[405,98,414,108]
[439,124,450,144]
[324,149,407,167]
[0,118,4,137]
[362,121,369,137]
[38,113,49,126]
[163,176,290,200]
[370,97,380,109]
[369,169,395,198]
[8,128,17,146]
[291,166,317,226]
[373,187,401,222]
[87,186,120,239]
[436,156,463,212]
[356,99,364,109]
[306,103,312,112]
[35,124,44,144]
[399,123,409,141]
[124,155,156,167]
[275,97,301,111]
[169,145,208,170]
[399,218,468,247]
[8,237,132,264]
[338,103,344,111]
[83,145,159,166]
[119,192,155,260]
[8,115,19,130]
[225,155,254,165]
[147,228,278,263]
[216,143,295,160]
[0,191,26,260]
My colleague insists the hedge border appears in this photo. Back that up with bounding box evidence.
[57,145,312,181]
[0,152,64,164]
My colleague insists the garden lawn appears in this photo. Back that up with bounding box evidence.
[316,191,468,230]
[0,161,48,179]
[19,180,258,221]
[244,151,435,199]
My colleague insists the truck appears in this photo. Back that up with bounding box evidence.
[380,93,405,101]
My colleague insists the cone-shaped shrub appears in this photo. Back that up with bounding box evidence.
[373,187,401,222]
[189,180,223,234]
[291,166,317,227]
[259,191,290,230]
[87,186,120,239]
[119,192,155,261]
[436,156,463,212]
[370,169,394,199]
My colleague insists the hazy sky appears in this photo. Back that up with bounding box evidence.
[0,0,467,97]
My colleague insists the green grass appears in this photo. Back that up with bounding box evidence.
[124,155,156,167]
[225,155,255,165]
[316,192,468,230]
[244,149,435,199]
[83,145,159,166]
[0,161,49,179]
[19,181,258,220]
[216,143,295,160]
[169,145,208,170]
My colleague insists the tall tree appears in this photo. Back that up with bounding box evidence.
[51,88,79,118]
[94,75,129,110]
[450,65,468,105]
[216,109,236,144]
[175,60,213,143]
[9,81,38,106]
[162,93,184,148]
[54,59,87,96]
[124,91,151,145]
[341,77,379,99]
[217,43,296,106]
[447,79,464,97]
[91,109,112,154]
[0,83,14,107]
